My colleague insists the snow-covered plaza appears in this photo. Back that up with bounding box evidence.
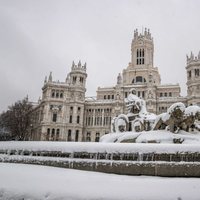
[0,163,200,200]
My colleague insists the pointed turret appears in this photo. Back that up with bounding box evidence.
[78,60,81,67]
[83,62,87,70]
[190,51,194,60]
[71,61,75,70]
[48,72,52,82]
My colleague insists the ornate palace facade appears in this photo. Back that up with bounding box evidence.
[31,29,200,142]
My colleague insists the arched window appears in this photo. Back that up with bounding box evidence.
[51,90,55,98]
[56,91,59,98]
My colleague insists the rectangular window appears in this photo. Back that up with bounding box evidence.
[68,130,71,141]
[195,69,199,76]
[142,91,145,98]
[95,132,100,142]
[75,130,79,142]
[47,128,50,141]
[77,116,80,124]
[69,115,72,123]
[169,92,172,97]
[188,71,191,78]
[56,129,59,141]
[136,49,145,65]
[52,113,57,122]
[51,129,55,141]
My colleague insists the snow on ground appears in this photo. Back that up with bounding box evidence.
[0,163,200,200]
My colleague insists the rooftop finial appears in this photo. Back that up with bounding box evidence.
[83,62,87,69]
[190,51,194,60]
[78,60,81,67]
[72,61,75,69]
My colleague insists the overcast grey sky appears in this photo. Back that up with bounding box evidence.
[0,0,200,112]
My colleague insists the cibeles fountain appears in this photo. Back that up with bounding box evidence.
[100,89,200,143]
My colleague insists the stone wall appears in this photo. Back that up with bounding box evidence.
[0,154,200,177]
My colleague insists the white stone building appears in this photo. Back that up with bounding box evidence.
[30,28,200,142]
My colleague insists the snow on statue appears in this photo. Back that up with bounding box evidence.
[153,103,200,133]
[112,89,156,133]
[100,89,200,143]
